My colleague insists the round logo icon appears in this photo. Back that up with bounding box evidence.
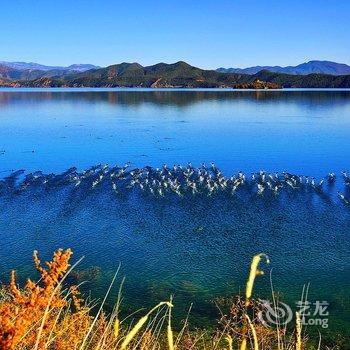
[257,299,293,327]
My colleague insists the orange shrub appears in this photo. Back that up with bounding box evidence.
[0,249,92,350]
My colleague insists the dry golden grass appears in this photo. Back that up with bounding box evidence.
[0,250,314,350]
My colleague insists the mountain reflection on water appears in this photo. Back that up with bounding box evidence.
[1,89,350,108]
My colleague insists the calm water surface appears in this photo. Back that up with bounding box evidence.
[0,89,350,343]
[1,89,350,176]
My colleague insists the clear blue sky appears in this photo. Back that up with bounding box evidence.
[1,0,349,69]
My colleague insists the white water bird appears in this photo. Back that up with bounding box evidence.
[257,183,265,195]
[328,173,336,182]
[337,191,349,204]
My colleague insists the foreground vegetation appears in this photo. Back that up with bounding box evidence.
[0,249,333,349]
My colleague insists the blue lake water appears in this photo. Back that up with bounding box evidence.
[0,89,350,344]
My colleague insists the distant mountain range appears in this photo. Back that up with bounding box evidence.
[0,61,101,81]
[0,60,350,88]
[217,60,350,76]
[0,61,99,72]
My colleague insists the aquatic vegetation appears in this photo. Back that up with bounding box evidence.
[71,266,102,283]
[0,249,315,350]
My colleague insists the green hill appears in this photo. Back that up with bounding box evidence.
[252,70,350,88]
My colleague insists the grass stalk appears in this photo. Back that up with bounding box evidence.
[120,301,173,349]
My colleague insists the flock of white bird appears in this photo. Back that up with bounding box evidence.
[1,162,349,205]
